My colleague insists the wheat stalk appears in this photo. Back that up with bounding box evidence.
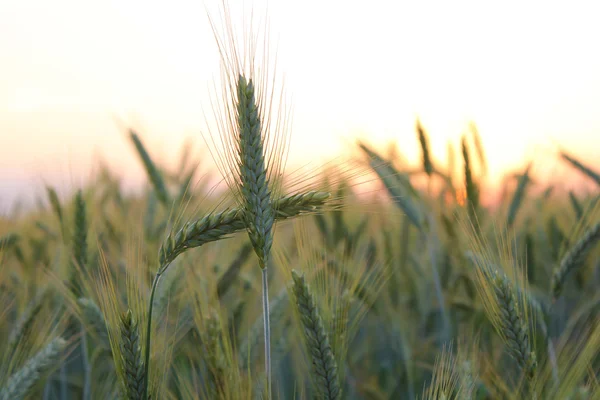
[240,287,289,369]
[233,71,279,399]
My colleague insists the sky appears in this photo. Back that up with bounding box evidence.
[1,0,599,212]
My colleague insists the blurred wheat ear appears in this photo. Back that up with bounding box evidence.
[559,150,600,187]
[0,338,67,400]
[292,270,341,400]
[462,136,480,226]
[463,221,538,390]
[551,221,600,299]
[129,130,171,207]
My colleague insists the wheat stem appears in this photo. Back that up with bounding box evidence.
[261,267,272,398]
[143,275,161,400]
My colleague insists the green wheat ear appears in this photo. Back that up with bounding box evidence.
[71,189,88,297]
[119,309,145,400]
[236,74,275,270]
[462,136,479,225]
[491,271,537,380]
[551,221,600,299]
[559,150,600,187]
[0,338,67,400]
[130,130,171,207]
[416,120,434,177]
[291,270,341,400]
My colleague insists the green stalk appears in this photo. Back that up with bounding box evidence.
[142,273,162,400]
[262,267,271,398]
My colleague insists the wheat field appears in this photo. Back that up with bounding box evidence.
[1,4,599,400]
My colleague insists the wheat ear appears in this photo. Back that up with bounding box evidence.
[130,130,171,207]
[492,271,537,380]
[551,221,600,299]
[560,150,600,187]
[462,137,479,225]
[119,310,145,400]
[46,186,66,240]
[507,164,531,228]
[158,191,330,273]
[71,190,88,297]
[417,120,434,177]
[236,75,275,270]
[0,338,67,400]
[358,142,423,230]
[292,270,341,400]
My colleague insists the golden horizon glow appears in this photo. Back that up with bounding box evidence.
[1,0,599,211]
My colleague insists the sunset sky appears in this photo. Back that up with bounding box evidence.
[1,0,599,212]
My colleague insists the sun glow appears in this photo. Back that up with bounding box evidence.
[1,0,599,211]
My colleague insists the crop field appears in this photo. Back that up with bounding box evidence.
[1,5,599,400]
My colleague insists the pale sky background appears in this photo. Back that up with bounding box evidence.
[1,0,599,212]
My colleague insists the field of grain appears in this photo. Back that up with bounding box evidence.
[1,5,599,400]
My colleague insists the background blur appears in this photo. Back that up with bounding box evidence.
[1,0,599,213]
